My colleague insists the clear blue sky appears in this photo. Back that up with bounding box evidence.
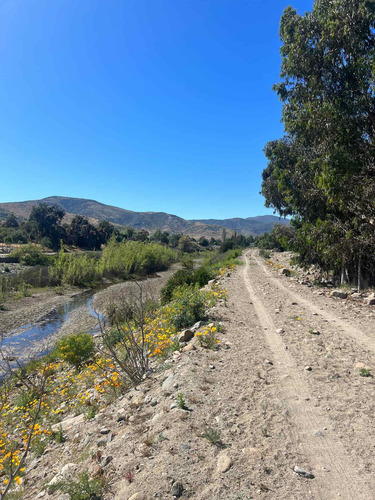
[0,0,312,219]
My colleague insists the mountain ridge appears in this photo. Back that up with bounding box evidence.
[0,196,288,238]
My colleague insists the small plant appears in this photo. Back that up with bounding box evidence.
[359,368,372,377]
[125,470,134,484]
[57,333,95,369]
[195,325,219,349]
[259,249,271,259]
[86,406,96,420]
[177,393,186,410]
[4,265,10,273]
[54,424,66,444]
[158,432,167,442]
[58,470,105,499]
[203,427,224,448]
[262,427,269,437]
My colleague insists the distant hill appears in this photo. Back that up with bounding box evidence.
[0,196,288,238]
[193,215,289,236]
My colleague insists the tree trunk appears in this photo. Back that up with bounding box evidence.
[358,255,362,291]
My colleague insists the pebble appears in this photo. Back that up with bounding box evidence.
[171,481,184,497]
[305,366,312,371]
[276,328,284,334]
[100,428,111,435]
[216,454,233,473]
[293,466,315,479]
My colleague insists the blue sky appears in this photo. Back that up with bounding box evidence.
[0,0,312,219]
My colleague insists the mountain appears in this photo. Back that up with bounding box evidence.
[0,196,288,238]
[0,197,227,239]
[193,215,289,236]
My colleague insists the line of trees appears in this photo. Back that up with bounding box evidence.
[262,0,375,287]
[0,204,225,253]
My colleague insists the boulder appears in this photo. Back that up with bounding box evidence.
[280,268,292,277]
[216,454,233,473]
[178,329,194,342]
[51,413,84,433]
[330,290,348,299]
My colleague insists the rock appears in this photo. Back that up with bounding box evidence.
[367,298,375,305]
[51,413,84,433]
[280,268,292,277]
[264,359,273,365]
[100,428,111,435]
[330,290,348,299]
[97,438,107,447]
[293,466,315,479]
[170,403,177,409]
[178,329,194,342]
[310,330,321,335]
[208,279,216,286]
[171,481,184,497]
[182,343,196,352]
[103,455,113,467]
[216,454,233,473]
[313,430,324,437]
[162,374,175,392]
[276,328,284,334]
[192,321,206,331]
[305,366,312,371]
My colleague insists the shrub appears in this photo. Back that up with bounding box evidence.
[160,269,194,304]
[193,266,213,287]
[100,239,176,279]
[169,285,206,330]
[50,248,100,287]
[58,471,105,500]
[56,333,95,369]
[10,244,48,266]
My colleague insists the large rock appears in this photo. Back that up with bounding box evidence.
[162,374,175,392]
[178,329,194,342]
[51,414,84,433]
[330,290,348,299]
[280,268,292,277]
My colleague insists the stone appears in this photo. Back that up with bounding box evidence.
[182,343,196,352]
[293,466,315,479]
[367,298,375,305]
[178,329,194,342]
[280,268,292,277]
[162,374,175,392]
[171,481,184,497]
[310,330,321,335]
[216,454,233,473]
[100,428,111,435]
[97,438,107,447]
[192,321,205,331]
[305,366,312,371]
[264,359,273,365]
[51,413,84,433]
[313,430,324,437]
[330,290,348,299]
[276,328,284,334]
[103,455,113,467]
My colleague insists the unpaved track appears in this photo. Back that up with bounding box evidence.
[243,251,373,499]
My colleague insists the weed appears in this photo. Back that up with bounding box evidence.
[86,406,96,420]
[359,368,372,377]
[57,470,105,499]
[203,427,224,448]
[177,393,186,410]
[262,427,269,437]
[158,432,168,442]
[54,424,66,444]
[125,471,134,484]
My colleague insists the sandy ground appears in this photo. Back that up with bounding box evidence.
[20,250,375,500]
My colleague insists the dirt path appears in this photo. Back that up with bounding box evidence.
[243,251,373,499]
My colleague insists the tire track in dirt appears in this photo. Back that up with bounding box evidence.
[242,251,372,500]
[253,251,375,356]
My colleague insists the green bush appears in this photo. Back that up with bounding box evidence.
[50,248,100,287]
[10,244,48,266]
[56,333,95,369]
[193,266,213,287]
[100,239,176,278]
[56,471,105,500]
[160,269,194,304]
[169,285,206,330]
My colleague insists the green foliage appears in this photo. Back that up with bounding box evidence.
[177,393,186,409]
[161,269,194,304]
[50,248,100,287]
[54,424,66,444]
[58,471,105,500]
[56,333,95,369]
[359,368,372,377]
[169,285,206,330]
[100,239,176,278]
[259,249,271,260]
[262,0,375,284]
[10,244,48,266]
[203,427,223,448]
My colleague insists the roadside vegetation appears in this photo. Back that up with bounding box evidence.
[0,249,238,498]
[261,0,375,289]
